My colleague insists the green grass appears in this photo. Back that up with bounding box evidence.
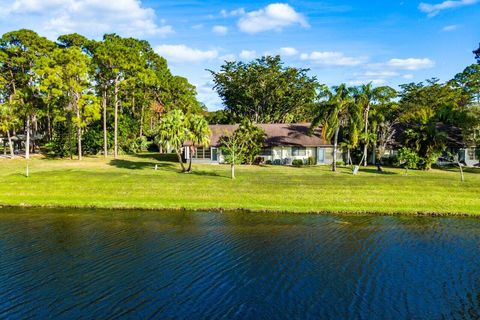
[0,153,479,215]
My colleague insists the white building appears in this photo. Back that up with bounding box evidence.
[185,123,341,165]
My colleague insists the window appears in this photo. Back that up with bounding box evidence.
[468,148,477,160]
[292,146,306,156]
[260,148,272,156]
[194,147,209,159]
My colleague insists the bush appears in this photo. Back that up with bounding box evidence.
[307,156,315,166]
[265,160,272,165]
[292,159,303,166]
[396,147,420,174]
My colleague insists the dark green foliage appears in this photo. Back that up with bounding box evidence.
[49,121,74,158]
[210,55,318,123]
[205,110,234,124]
[474,43,480,64]
[307,156,316,166]
[292,159,304,166]
[82,121,105,155]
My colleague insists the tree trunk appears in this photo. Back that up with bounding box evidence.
[458,161,465,182]
[114,79,119,159]
[7,130,14,159]
[75,102,82,161]
[31,114,37,154]
[176,149,186,172]
[102,89,108,157]
[77,126,82,160]
[363,104,370,167]
[25,116,30,160]
[332,127,339,172]
[47,107,52,141]
[363,144,368,166]
[187,146,193,172]
[139,103,145,138]
[231,164,235,179]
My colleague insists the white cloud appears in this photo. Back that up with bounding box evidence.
[195,81,223,110]
[155,44,218,62]
[385,58,435,70]
[0,0,173,38]
[239,50,257,60]
[418,0,478,17]
[300,51,366,66]
[355,71,399,77]
[238,3,309,34]
[279,47,298,56]
[220,8,245,17]
[403,74,415,79]
[442,24,459,31]
[212,25,228,35]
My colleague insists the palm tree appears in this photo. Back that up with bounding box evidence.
[186,114,211,172]
[311,84,356,172]
[156,109,189,172]
[353,83,374,166]
[0,102,17,158]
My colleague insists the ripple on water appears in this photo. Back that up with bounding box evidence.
[0,209,480,319]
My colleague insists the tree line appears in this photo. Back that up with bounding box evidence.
[0,29,203,160]
[1,29,479,175]
[209,50,480,172]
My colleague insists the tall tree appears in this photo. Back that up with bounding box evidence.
[311,84,356,172]
[39,47,100,159]
[93,34,143,158]
[0,29,54,159]
[368,86,398,168]
[0,102,17,158]
[210,55,318,123]
[398,79,467,169]
[186,114,211,172]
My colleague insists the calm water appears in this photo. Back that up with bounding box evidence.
[1,209,480,319]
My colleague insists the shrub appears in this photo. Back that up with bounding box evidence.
[292,159,303,166]
[265,160,272,165]
[307,156,315,166]
[396,147,420,175]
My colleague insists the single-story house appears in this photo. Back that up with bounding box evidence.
[184,123,342,165]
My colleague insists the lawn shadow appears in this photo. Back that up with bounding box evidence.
[188,170,227,178]
[132,153,179,163]
[435,165,480,174]
[109,159,177,171]
[360,168,398,175]
[337,166,398,175]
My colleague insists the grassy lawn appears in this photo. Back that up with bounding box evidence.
[0,153,479,215]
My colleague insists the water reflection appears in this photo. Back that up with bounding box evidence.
[0,208,480,319]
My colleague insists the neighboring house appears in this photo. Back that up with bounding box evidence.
[458,147,479,167]
[185,123,342,165]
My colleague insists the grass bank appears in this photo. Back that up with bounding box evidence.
[0,153,479,215]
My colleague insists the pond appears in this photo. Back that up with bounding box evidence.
[1,208,480,319]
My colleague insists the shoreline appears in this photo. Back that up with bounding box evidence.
[0,203,476,218]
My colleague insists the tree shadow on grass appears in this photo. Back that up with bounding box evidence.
[435,165,480,174]
[337,167,398,175]
[188,170,227,178]
[109,159,177,171]
[132,153,179,163]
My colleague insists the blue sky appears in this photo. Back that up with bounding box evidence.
[0,0,479,110]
